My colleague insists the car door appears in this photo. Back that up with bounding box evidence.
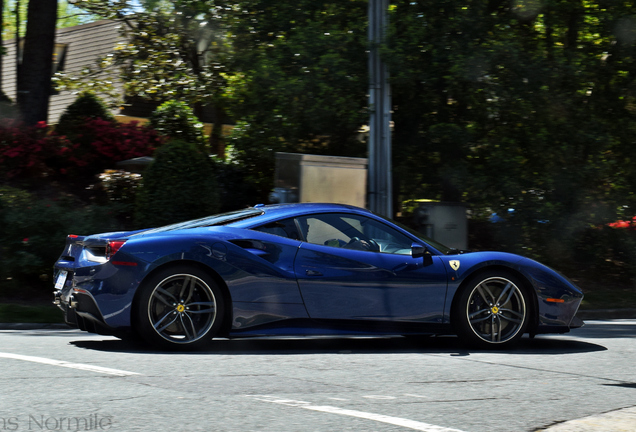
[292,213,449,323]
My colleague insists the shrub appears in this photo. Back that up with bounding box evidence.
[573,225,636,280]
[148,101,207,150]
[224,120,288,204]
[98,169,143,229]
[0,119,72,181]
[54,92,127,180]
[0,118,161,184]
[56,91,115,138]
[135,139,219,227]
[61,118,163,177]
[0,186,128,292]
[212,156,261,212]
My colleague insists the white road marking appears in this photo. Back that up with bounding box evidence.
[0,352,140,376]
[404,393,431,399]
[363,395,397,400]
[248,396,467,432]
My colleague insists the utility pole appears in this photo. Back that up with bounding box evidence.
[368,0,392,217]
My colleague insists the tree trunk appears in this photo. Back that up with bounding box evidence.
[17,0,57,125]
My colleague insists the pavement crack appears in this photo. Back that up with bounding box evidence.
[433,354,630,385]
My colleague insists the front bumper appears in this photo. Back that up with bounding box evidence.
[569,316,585,329]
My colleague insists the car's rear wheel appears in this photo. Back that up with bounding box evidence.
[136,266,224,350]
[454,271,529,348]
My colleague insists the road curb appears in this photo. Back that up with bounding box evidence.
[537,406,636,431]
[576,309,636,320]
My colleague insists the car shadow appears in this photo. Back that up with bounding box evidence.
[70,334,606,356]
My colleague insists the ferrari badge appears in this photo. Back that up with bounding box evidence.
[449,260,460,271]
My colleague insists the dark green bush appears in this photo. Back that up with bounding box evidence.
[97,169,144,229]
[572,226,636,280]
[212,157,261,212]
[224,120,289,205]
[56,91,115,138]
[135,139,219,227]
[148,101,207,150]
[0,186,128,293]
[54,92,120,184]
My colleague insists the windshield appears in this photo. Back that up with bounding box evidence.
[135,208,264,235]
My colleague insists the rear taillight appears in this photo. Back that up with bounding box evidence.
[106,240,127,259]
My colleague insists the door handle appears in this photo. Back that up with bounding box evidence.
[306,270,323,276]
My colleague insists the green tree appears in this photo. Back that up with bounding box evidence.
[386,1,636,272]
[135,139,219,227]
[2,1,97,39]
[61,0,636,281]
[149,100,207,150]
[221,0,369,201]
[60,1,228,129]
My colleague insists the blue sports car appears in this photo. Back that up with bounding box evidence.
[53,203,583,349]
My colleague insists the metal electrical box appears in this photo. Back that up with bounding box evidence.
[270,152,368,207]
[413,202,468,250]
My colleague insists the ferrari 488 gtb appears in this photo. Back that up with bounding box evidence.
[53,203,583,349]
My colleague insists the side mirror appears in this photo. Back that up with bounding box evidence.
[411,243,426,258]
[412,242,434,266]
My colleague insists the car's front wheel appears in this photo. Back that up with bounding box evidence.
[135,266,224,350]
[454,271,529,348]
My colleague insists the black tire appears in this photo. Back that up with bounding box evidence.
[453,271,530,349]
[135,265,225,350]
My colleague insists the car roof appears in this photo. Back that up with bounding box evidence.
[228,203,374,228]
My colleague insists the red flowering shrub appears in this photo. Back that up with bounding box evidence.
[61,118,164,177]
[0,118,163,182]
[609,216,636,230]
[0,119,72,179]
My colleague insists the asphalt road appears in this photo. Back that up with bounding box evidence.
[0,320,635,432]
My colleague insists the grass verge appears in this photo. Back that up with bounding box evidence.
[0,303,64,323]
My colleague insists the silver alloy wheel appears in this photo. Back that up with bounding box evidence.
[147,274,217,344]
[465,276,526,344]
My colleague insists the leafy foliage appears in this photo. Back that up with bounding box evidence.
[149,100,207,150]
[0,116,161,184]
[382,1,636,275]
[220,0,369,200]
[0,120,72,181]
[61,0,227,107]
[56,91,115,138]
[54,93,161,179]
[98,169,144,228]
[16,0,636,284]
[1,0,96,40]
[135,139,219,227]
[0,186,129,292]
[63,117,163,177]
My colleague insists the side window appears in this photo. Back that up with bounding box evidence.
[301,216,351,246]
[253,218,301,240]
[296,214,413,255]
